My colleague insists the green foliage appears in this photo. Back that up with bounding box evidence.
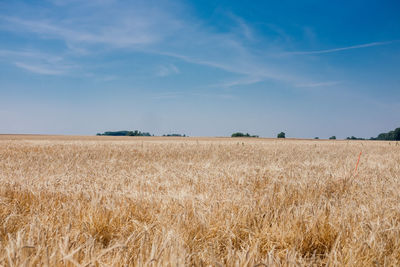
[277,132,285,138]
[162,134,187,137]
[329,136,336,140]
[345,127,400,141]
[375,127,400,141]
[314,137,319,139]
[97,130,151,136]
[346,136,365,140]
[231,132,259,138]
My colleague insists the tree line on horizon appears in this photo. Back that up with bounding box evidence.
[346,127,400,141]
[232,127,400,140]
[96,131,187,137]
[96,130,151,136]
[231,132,259,138]
[96,127,400,140]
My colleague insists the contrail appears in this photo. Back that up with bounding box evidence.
[287,40,399,55]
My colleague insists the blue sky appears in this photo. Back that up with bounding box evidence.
[0,0,399,138]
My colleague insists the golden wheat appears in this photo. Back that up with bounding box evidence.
[0,135,399,266]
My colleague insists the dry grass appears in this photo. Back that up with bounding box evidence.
[0,135,399,266]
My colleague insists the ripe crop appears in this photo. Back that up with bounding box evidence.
[1,135,399,266]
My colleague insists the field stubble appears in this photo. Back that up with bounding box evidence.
[0,135,400,266]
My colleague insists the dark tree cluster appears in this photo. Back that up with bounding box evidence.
[345,127,400,141]
[346,136,365,140]
[97,130,151,136]
[277,132,285,138]
[372,127,400,141]
[231,132,259,138]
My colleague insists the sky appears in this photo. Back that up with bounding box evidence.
[0,0,399,138]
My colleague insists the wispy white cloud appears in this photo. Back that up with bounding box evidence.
[0,49,63,62]
[296,81,342,88]
[286,40,399,55]
[204,76,264,89]
[219,77,263,88]
[156,64,180,77]
[0,1,342,87]
[0,3,295,85]
[228,13,254,41]
[47,0,116,7]
[14,62,66,75]
[0,15,162,47]
[152,50,297,87]
[0,49,74,75]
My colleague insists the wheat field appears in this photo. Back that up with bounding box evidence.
[0,135,399,266]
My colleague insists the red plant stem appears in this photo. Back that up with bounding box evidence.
[354,152,362,176]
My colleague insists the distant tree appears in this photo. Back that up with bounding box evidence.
[329,136,336,140]
[97,130,152,136]
[277,132,285,138]
[346,136,365,140]
[103,131,129,136]
[376,127,400,140]
[314,137,319,139]
[395,128,400,140]
[163,133,186,137]
[231,132,258,138]
[345,127,400,141]
[232,132,244,137]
